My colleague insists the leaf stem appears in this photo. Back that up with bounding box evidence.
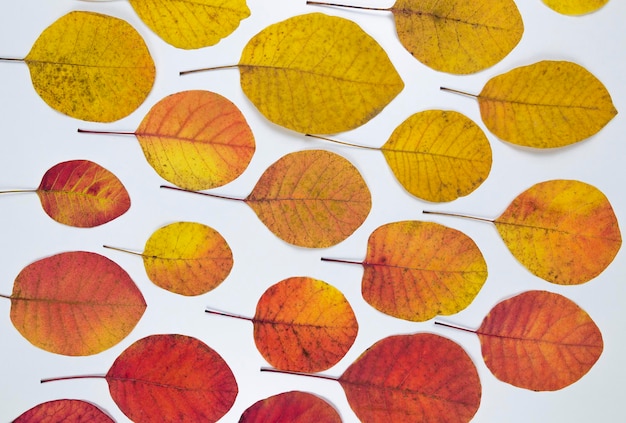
[306,1,390,11]
[160,185,246,202]
[439,87,478,99]
[205,308,253,322]
[423,210,494,223]
[0,57,24,62]
[260,367,339,382]
[77,128,136,136]
[306,134,380,151]
[0,293,12,300]
[179,64,239,76]
[321,257,363,266]
[434,321,477,334]
[0,189,37,194]
[41,374,106,384]
[103,245,144,257]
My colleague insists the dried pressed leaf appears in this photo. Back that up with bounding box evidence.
[477,290,603,391]
[25,11,155,122]
[8,251,146,356]
[13,399,114,423]
[239,12,404,133]
[478,60,617,147]
[239,391,341,423]
[382,110,492,202]
[254,277,358,372]
[495,180,621,284]
[339,333,481,422]
[129,0,250,49]
[108,334,238,422]
[542,0,608,15]
[36,160,131,228]
[361,221,487,321]
[142,221,233,296]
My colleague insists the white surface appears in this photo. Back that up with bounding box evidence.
[1,1,625,422]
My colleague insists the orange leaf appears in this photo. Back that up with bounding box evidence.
[477,290,603,391]
[107,334,238,422]
[13,399,114,422]
[7,251,146,356]
[358,221,487,321]
[254,277,358,372]
[339,333,481,422]
[36,160,130,227]
[239,391,341,423]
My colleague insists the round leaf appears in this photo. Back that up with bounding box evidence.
[129,0,250,49]
[13,399,114,423]
[107,334,238,423]
[239,391,341,423]
[478,290,604,391]
[542,0,608,15]
[25,11,155,122]
[363,221,488,321]
[10,251,146,356]
[143,221,234,296]
[37,160,131,228]
[246,150,371,248]
[339,333,481,422]
[239,12,404,133]
[382,110,492,202]
[254,277,358,372]
[136,90,255,190]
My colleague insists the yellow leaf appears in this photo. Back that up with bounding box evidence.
[239,13,404,133]
[129,0,250,49]
[383,110,492,202]
[391,0,523,74]
[24,11,155,122]
[542,0,608,15]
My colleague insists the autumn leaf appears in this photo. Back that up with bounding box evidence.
[308,0,523,74]
[41,334,238,423]
[439,290,604,391]
[3,11,155,122]
[442,60,618,148]
[207,276,358,373]
[542,0,608,15]
[325,221,487,321]
[128,0,250,49]
[3,251,146,356]
[79,90,255,191]
[239,391,341,423]
[162,149,372,248]
[13,399,114,423]
[425,179,621,285]
[105,221,234,296]
[235,12,404,133]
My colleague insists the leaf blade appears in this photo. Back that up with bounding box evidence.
[239,391,341,423]
[13,399,114,423]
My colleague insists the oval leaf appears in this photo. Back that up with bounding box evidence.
[136,90,255,190]
[129,0,250,49]
[107,334,238,423]
[362,221,487,321]
[477,290,603,391]
[254,277,358,372]
[37,160,131,228]
[9,251,146,356]
[339,333,481,422]
[542,0,608,15]
[246,150,371,248]
[25,11,155,122]
[479,60,617,148]
[239,12,404,133]
[495,179,621,284]
[239,391,341,423]
[382,110,492,202]
[13,399,114,423]
[391,0,523,74]
[143,221,234,296]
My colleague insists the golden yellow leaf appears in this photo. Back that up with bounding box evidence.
[477,60,617,148]
[542,0,608,15]
[391,0,523,74]
[383,110,492,202]
[129,0,250,49]
[238,12,404,133]
[24,11,155,122]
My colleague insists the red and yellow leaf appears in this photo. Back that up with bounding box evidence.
[13,399,113,422]
[239,391,341,423]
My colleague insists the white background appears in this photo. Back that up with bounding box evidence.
[1,1,625,422]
